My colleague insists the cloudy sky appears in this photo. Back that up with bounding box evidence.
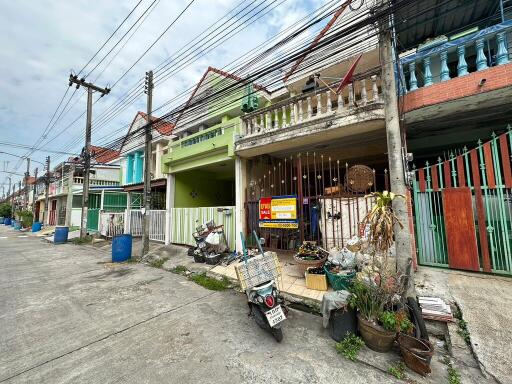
[0,0,327,192]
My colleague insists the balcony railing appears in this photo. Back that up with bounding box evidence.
[240,71,382,137]
[400,21,511,92]
[166,122,236,163]
[73,177,120,186]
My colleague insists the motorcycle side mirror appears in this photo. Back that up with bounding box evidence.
[259,238,265,245]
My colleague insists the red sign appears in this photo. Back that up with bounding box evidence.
[259,197,272,220]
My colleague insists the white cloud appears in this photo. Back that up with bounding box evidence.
[0,0,324,185]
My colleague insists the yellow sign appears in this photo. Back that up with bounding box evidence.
[259,221,299,229]
[270,197,297,220]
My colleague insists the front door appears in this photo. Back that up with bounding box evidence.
[442,188,480,271]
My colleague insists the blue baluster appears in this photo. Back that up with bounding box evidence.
[496,32,510,65]
[399,63,407,94]
[440,51,450,81]
[409,62,418,91]
[423,57,433,86]
[457,45,468,76]
[476,39,488,71]
[126,154,133,184]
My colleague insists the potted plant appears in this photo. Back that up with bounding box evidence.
[348,191,409,352]
[349,278,403,352]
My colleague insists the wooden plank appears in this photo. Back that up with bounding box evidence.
[499,134,512,188]
[442,187,480,272]
[431,165,439,191]
[457,156,466,187]
[418,168,426,192]
[470,150,491,272]
[483,142,496,188]
[443,161,452,188]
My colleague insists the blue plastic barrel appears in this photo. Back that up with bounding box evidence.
[32,222,42,232]
[11,220,16,227]
[112,234,132,262]
[54,226,69,244]
[13,221,22,230]
[0,217,4,224]
[4,218,11,226]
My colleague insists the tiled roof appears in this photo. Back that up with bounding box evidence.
[138,111,174,136]
[283,2,351,82]
[90,145,120,163]
[175,66,270,127]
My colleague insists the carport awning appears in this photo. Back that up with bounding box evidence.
[394,0,498,52]
[123,178,167,192]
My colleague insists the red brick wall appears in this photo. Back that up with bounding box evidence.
[402,62,512,113]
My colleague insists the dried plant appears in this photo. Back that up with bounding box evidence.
[361,191,405,253]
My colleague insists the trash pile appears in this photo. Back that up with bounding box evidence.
[191,220,229,265]
[294,241,329,275]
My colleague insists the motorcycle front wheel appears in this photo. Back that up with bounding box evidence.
[271,327,283,342]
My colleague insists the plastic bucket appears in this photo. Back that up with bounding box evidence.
[329,307,358,342]
[4,218,11,226]
[112,234,132,262]
[32,222,42,232]
[54,226,69,244]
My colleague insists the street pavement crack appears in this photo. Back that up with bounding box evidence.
[0,290,218,383]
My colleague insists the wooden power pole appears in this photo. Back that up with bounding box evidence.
[142,70,154,256]
[68,75,110,239]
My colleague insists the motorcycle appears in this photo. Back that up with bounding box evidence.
[241,231,287,342]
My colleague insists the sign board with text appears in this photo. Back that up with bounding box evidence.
[259,195,298,229]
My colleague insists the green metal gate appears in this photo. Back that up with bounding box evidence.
[87,208,100,232]
[412,127,512,275]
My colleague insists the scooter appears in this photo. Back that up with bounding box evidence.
[241,231,287,342]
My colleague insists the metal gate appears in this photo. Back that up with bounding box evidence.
[87,208,100,232]
[412,129,512,275]
[245,154,383,251]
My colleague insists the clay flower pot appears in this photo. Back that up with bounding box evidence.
[357,314,396,352]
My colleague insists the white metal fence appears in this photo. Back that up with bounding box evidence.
[127,209,143,237]
[99,212,125,238]
[148,210,165,242]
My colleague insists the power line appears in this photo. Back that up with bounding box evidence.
[77,0,144,77]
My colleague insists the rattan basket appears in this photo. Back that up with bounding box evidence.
[235,252,281,290]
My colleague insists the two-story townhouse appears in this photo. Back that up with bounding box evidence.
[233,2,385,253]
[161,66,271,249]
[393,1,512,275]
[36,146,122,229]
[119,111,174,210]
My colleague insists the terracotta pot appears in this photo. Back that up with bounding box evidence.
[357,314,396,352]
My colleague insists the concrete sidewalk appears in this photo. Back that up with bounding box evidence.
[416,267,512,384]
[0,225,397,384]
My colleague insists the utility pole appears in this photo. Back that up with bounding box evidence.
[68,74,110,239]
[65,163,75,227]
[32,167,38,220]
[44,156,50,225]
[142,71,154,256]
[379,28,413,288]
[17,181,21,214]
[7,177,11,205]
[24,157,31,211]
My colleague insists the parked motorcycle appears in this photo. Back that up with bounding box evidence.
[241,231,287,342]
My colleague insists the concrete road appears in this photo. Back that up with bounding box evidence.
[0,226,396,384]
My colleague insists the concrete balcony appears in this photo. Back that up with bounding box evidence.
[235,71,385,157]
[72,177,120,187]
[163,121,236,173]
